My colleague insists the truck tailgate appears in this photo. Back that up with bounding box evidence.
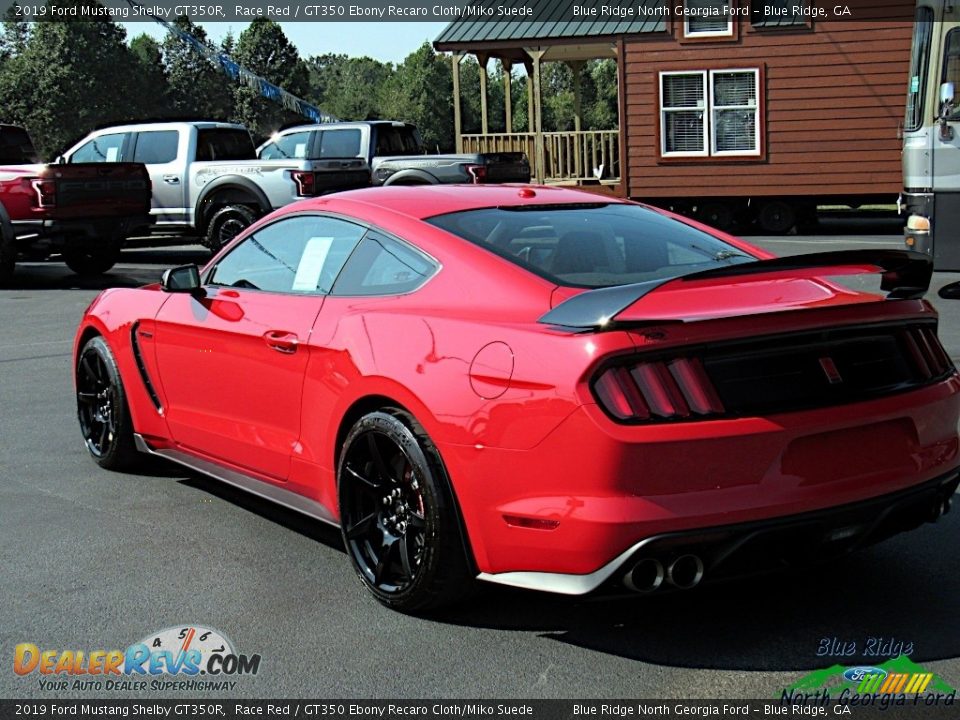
[307,158,370,193]
[44,163,151,219]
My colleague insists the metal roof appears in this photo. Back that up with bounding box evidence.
[434,0,665,48]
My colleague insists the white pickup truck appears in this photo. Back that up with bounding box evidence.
[61,121,370,250]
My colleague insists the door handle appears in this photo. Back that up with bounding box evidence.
[162,175,181,185]
[263,330,299,354]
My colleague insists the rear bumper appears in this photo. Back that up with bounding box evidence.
[442,375,960,578]
[12,214,153,245]
[478,467,959,595]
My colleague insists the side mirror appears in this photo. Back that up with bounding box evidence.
[161,264,201,293]
[55,155,66,165]
[939,280,960,299]
[941,82,955,106]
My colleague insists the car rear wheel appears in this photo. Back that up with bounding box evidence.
[76,336,139,470]
[204,205,257,252]
[337,409,473,612]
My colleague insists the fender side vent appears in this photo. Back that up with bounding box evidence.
[131,322,163,413]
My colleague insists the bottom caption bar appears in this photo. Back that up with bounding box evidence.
[2,700,959,719]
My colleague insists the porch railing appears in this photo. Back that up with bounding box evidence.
[461,130,620,184]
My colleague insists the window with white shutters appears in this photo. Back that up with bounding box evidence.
[684,0,734,38]
[660,69,761,158]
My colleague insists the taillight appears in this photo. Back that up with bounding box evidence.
[592,357,724,423]
[291,170,315,197]
[464,164,487,183]
[31,179,56,208]
[904,327,955,379]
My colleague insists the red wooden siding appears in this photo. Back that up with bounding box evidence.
[622,22,912,200]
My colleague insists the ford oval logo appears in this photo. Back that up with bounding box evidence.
[843,667,887,683]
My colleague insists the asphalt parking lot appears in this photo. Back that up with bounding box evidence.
[2,228,959,700]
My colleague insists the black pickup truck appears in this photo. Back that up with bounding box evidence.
[258,120,531,187]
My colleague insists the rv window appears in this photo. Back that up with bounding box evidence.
[906,7,934,130]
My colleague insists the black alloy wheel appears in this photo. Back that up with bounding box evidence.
[337,410,473,612]
[76,336,139,470]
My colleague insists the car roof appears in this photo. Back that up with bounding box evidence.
[269,120,412,137]
[307,185,628,221]
[86,121,247,134]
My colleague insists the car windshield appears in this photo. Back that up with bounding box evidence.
[426,203,756,288]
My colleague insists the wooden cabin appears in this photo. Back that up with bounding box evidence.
[434,1,912,233]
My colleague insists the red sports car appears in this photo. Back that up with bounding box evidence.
[74,185,960,612]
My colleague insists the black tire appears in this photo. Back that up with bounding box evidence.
[756,200,797,235]
[76,335,140,471]
[0,234,14,287]
[204,205,258,252]
[62,241,120,276]
[337,409,474,612]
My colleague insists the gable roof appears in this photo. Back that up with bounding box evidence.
[434,0,665,49]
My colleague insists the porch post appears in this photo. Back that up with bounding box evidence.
[477,52,489,136]
[525,48,546,184]
[502,60,513,134]
[451,53,463,153]
[570,60,584,179]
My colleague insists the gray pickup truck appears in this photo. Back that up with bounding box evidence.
[258,120,530,187]
[61,121,370,250]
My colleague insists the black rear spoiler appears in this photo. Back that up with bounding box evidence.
[538,249,933,331]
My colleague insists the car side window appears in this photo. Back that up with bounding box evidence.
[70,133,127,163]
[133,131,179,164]
[331,231,436,296]
[208,215,365,294]
[259,131,312,160]
[319,129,361,158]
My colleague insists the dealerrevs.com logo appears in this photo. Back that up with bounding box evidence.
[13,625,261,692]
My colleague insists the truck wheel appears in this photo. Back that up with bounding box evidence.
[697,202,735,232]
[0,236,14,287]
[204,205,257,252]
[62,242,121,276]
[756,200,797,235]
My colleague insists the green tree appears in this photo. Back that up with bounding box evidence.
[232,18,309,137]
[308,53,392,122]
[0,3,28,63]
[129,34,168,120]
[161,15,233,121]
[382,43,453,151]
[0,1,137,159]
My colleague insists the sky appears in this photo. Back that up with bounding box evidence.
[121,21,451,64]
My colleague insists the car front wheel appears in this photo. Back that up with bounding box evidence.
[76,335,139,470]
[337,409,473,613]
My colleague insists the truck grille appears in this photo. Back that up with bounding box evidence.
[592,323,955,423]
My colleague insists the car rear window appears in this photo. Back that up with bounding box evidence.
[195,129,256,161]
[426,204,756,288]
[375,126,421,155]
[319,129,361,158]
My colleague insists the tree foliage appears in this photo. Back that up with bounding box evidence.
[161,15,233,121]
[232,19,308,139]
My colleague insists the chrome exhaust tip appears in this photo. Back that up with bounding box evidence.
[623,558,665,593]
[666,554,704,590]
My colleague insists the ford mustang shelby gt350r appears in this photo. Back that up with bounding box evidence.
[74,185,960,611]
